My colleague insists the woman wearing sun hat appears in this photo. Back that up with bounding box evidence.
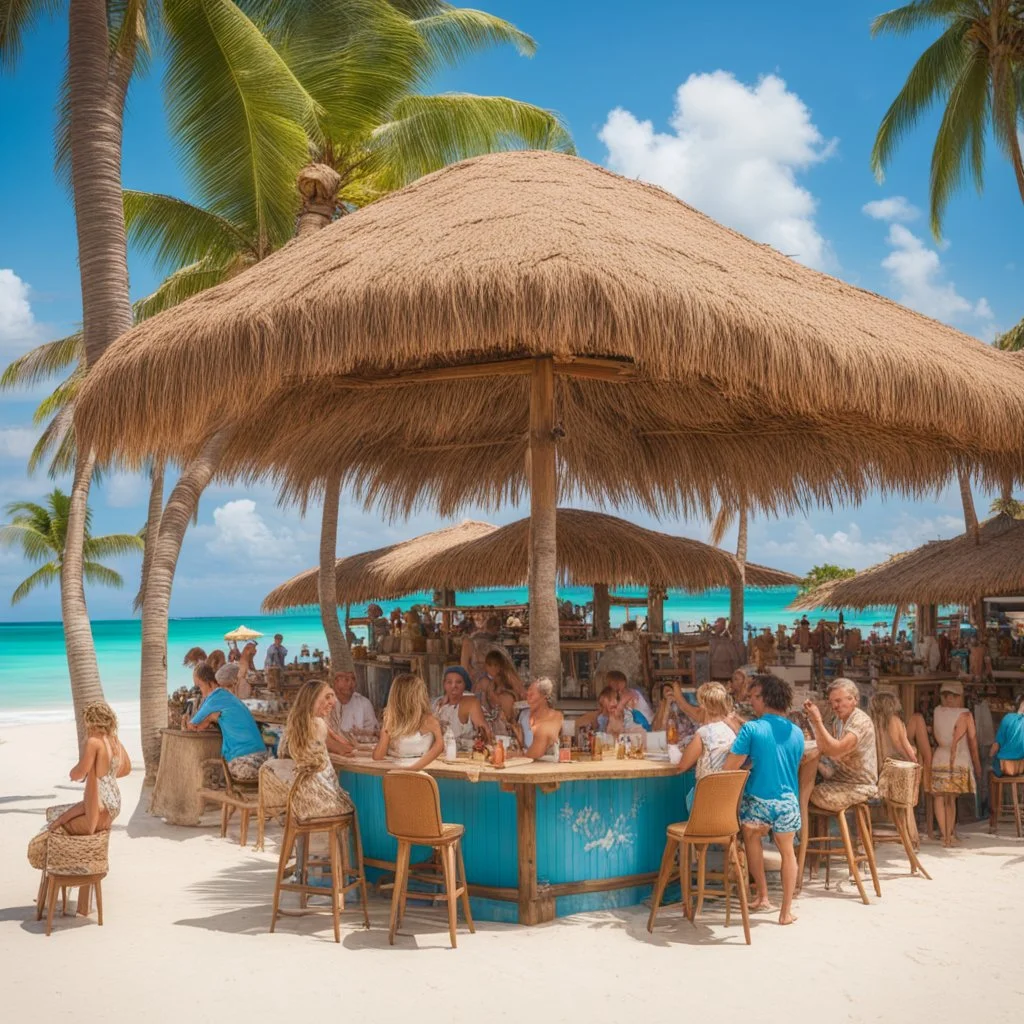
[929,680,982,847]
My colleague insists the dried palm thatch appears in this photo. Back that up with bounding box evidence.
[75,150,1024,512]
[262,509,799,611]
[791,514,1024,610]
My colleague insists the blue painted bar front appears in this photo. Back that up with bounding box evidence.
[339,760,693,924]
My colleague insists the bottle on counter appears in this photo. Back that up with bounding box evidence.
[492,736,506,768]
[666,710,679,746]
[616,734,627,760]
[444,727,457,761]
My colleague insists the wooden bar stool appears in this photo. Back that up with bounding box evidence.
[269,791,370,943]
[198,758,261,846]
[33,830,110,937]
[989,771,1024,837]
[647,770,751,944]
[383,771,474,948]
[874,763,930,879]
[798,799,881,904]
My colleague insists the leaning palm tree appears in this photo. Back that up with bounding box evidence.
[1,491,143,604]
[710,499,749,637]
[127,1,573,778]
[871,1,1024,237]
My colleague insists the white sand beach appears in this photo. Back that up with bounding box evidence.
[1,717,1022,1024]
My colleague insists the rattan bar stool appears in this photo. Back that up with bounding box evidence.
[198,757,261,846]
[33,829,110,936]
[269,791,370,943]
[873,763,931,879]
[383,771,474,948]
[647,770,751,944]
[798,797,881,904]
[989,770,1024,837]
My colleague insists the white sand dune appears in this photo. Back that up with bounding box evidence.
[1,719,1022,1023]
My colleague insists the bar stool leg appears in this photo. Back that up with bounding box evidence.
[35,872,47,920]
[45,876,58,936]
[722,842,733,928]
[388,840,409,945]
[440,842,458,949]
[336,822,349,914]
[989,776,1000,834]
[895,806,931,880]
[729,840,751,945]
[327,824,342,943]
[693,844,707,924]
[647,836,678,932]
[681,841,693,920]
[456,839,475,934]
[95,879,104,926]
[855,805,881,898]
[836,809,868,904]
[351,813,371,929]
[270,818,295,933]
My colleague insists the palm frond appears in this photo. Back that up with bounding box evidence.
[163,0,323,254]
[0,332,83,390]
[929,41,990,236]
[0,0,62,72]
[31,366,83,423]
[28,405,77,477]
[0,522,56,562]
[133,255,247,321]
[83,561,125,589]
[412,7,535,75]
[871,0,964,38]
[995,316,1024,350]
[367,92,574,192]
[10,561,60,604]
[84,532,146,559]
[268,0,423,149]
[871,18,971,181]
[125,190,254,272]
[709,505,734,547]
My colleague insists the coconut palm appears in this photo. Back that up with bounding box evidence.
[1,490,143,604]
[710,499,749,637]
[128,1,573,775]
[871,1,1024,238]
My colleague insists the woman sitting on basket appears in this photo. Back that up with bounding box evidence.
[374,673,444,770]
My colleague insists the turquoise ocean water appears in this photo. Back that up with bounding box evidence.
[0,586,897,724]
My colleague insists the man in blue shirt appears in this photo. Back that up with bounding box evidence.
[724,673,805,926]
[187,662,268,780]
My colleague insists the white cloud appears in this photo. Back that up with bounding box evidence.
[862,196,919,222]
[0,269,35,343]
[879,223,994,329]
[203,499,298,564]
[599,71,836,269]
[103,471,150,509]
[0,426,39,459]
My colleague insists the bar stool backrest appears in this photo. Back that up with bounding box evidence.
[383,770,444,841]
[685,770,749,840]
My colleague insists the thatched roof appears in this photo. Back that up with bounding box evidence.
[790,514,1024,610]
[76,150,1024,515]
[261,509,800,611]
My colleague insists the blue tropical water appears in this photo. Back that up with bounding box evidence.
[0,586,896,724]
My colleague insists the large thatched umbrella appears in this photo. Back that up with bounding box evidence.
[261,509,801,634]
[791,514,1024,614]
[74,151,1024,681]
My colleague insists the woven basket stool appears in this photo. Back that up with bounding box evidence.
[34,829,110,936]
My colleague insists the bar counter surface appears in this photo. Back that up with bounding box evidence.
[332,752,693,924]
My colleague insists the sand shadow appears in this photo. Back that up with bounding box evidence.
[0,794,57,805]
[122,787,223,842]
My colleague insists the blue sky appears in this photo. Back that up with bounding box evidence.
[0,1,1016,621]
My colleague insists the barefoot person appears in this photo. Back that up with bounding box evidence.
[928,681,982,847]
[724,674,804,926]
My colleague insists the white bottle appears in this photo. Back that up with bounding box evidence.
[444,727,457,761]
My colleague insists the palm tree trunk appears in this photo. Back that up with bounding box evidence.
[61,0,135,746]
[958,470,980,545]
[62,450,105,749]
[592,583,611,638]
[729,501,748,638]
[528,357,561,684]
[139,433,226,781]
[318,476,353,673]
[135,459,165,611]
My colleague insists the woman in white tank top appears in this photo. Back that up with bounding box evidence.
[374,672,444,771]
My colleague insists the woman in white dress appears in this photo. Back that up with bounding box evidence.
[374,673,444,770]
[929,681,982,847]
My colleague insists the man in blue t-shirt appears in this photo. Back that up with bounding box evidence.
[187,662,268,780]
[724,673,805,926]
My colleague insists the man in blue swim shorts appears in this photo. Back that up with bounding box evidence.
[725,673,805,926]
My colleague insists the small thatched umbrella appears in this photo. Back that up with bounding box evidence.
[791,515,1024,618]
[75,151,1024,681]
[263,508,798,632]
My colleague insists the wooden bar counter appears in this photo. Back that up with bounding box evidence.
[331,752,693,925]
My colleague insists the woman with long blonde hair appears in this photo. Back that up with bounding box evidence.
[373,673,443,770]
[281,680,353,820]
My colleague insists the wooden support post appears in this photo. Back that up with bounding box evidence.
[593,583,611,639]
[515,784,555,925]
[647,586,666,634]
[528,357,561,684]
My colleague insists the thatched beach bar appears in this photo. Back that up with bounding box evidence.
[73,150,1024,926]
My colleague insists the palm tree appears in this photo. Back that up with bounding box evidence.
[710,499,749,638]
[1,490,143,603]
[871,1,1024,238]
[129,1,574,773]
